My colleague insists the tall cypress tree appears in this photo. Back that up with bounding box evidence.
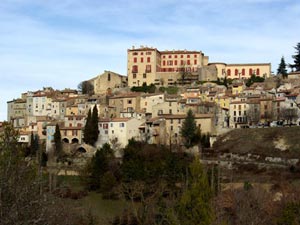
[53,124,62,158]
[90,105,99,146]
[30,132,35,155]
[83,109,92,145]
[83,106,99,146]
[277,56,288,78]
[32,134,39,156]
[292,42,300,72]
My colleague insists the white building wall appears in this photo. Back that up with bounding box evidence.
[140,94,164,114]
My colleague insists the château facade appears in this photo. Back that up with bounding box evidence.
[127,46,271,87]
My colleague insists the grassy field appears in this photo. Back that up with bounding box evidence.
[57,176,128,224]
[80,192,128,224]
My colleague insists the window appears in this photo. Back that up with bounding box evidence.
[242,69,245,76]
[187,60,190,65]
[194,60,197,64]
[133,52,138,55]
[141,58,144,63]
[128,100,132,104]
[146,51,152,55]
[169,55,172,58]
[134,57,137,63]
[110,123,113,127]
[133,73,136,79]
[187,55,190,58]
[181,60,184,65]
[194,54,197,58]
[167,60,173,65]
[175,55,178,58]
[181,55,183,58]
[169,109,172,114]
[227,69,231,76]
[141,52,143,55]
[147,57,150,63]
[143,73,146,78]
[146,65,151,73]
[171,119,173,124]
[132,65,138,73]
[171,126,173,131]
[235,69,238,76]
[249,68,253,75]
[163,60,166,66]
[103,124,108,129]
[256,68,260,75]
[120,123,125,127]
[163,55,166,58]
[175,60,177,66]
[108,73,111,81]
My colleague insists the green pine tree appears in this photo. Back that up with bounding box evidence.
[177,157,214,225]
[85,143,114,190]
[277,56,288,78]
[181,109,198,148]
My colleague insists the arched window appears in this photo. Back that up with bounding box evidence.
[249,68,253,75]
[235,69,238,76]
[242,68,245,75]
[227,69,231,76]
[256,68,260,75]
[72,138,79,144]
[62,138,69,143]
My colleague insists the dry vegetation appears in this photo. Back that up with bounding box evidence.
[213,127,300,158]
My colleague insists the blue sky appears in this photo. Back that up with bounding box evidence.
[1,0,300,120]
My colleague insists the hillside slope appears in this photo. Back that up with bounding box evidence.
[213,127,300,158]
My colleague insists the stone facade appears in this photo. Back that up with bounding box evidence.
[91,70,127,95]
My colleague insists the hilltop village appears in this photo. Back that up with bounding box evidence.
[6,46,300,154]
[4,45,300,225]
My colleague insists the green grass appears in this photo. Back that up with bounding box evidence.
[56,175,128,224]
[80,192,128,224]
